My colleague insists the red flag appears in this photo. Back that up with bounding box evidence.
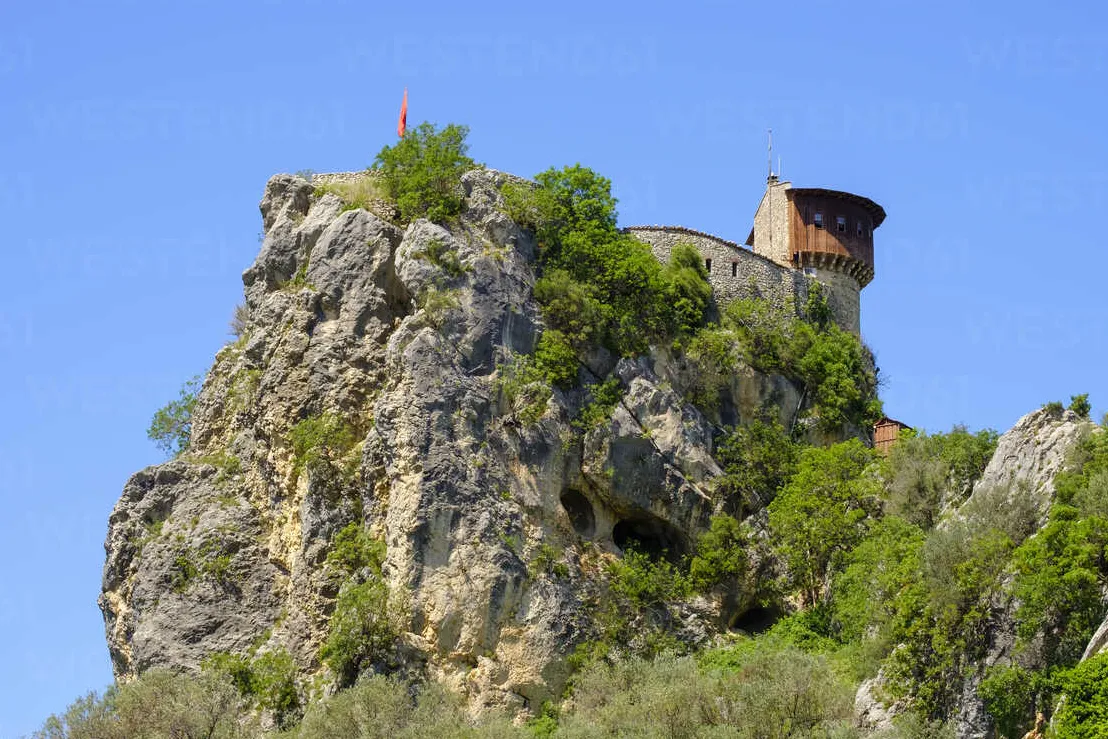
[397,88,408,138]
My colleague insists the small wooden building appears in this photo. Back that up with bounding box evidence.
[874,417,912,455]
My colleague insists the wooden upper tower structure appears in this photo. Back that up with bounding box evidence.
[745,175,886,334]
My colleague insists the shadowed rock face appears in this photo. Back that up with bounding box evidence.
[99,169,812,712]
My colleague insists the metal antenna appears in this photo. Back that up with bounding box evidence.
[767,129,773,178]
[778,156,782,179]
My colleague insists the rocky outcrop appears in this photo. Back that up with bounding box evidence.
[100,169,810,712]
[951,409,1094,738]
[851,407,1095,738]
[970,407,1093,521]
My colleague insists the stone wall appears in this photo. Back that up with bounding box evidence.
[625,225,810,318]
[309,171,371,186]
[806,266,861,334]
[751,179,794,267]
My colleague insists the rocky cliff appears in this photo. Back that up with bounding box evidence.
[99,170,808,712]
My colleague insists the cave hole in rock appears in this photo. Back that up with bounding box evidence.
[728,606,782,635]
[612,515,685,561]
[560,489,595,538]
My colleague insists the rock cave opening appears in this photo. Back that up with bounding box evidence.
[560,489,595,538]
[728,605,782,635]
[612,515,685,561]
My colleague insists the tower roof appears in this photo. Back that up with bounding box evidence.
[789,187,886,228]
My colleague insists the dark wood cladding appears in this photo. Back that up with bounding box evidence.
[788,190,878,278]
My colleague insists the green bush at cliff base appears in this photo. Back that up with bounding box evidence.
[371,122,474,224]
[33,670,252,739]
[320,578,395,688]
[320,525,394,689]
[562,648,857,738]
[38,640,962,738]
[203,648,302,730]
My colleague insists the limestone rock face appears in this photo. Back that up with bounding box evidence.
[970,407,1092,520]
[99,169,811,712]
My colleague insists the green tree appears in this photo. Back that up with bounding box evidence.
[147,375,202,457]
[321,578,395,688]
[662,242,713,337]
[1069,393,1092,419]
[371,122,475,223]
[716,295,882,434]
[768,440,881,605]
[533,330,579,390]
[1054,652,1108,739]
[831,515,924,645]
[688,515,749,592]
[882,425,999,529]
[979,665,1042,739]
[1011,507,1108,667]
[714,418,800,515]
[508,164,711,358]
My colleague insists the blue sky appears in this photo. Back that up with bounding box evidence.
[1,0,1105,733]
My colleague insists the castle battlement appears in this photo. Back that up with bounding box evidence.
[629,178,885,334]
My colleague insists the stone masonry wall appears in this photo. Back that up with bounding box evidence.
[807,266,861,335]
[751,179,794,267]
[625,225,810,318]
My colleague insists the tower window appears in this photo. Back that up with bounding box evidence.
[813,212,823,229]
[705,258,712,273]
[836,216,847,233]
[731,261,738,277]
[857,221,864,237]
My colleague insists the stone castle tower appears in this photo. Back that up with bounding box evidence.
[746,175,886,333]
[628,176,885,334]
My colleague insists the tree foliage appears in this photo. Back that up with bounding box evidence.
[882,425,999,529]
[371,122,475,223]
[714,418,800,515]
[147,375,202,457]
[768,440,881,605]
[688,515,749,592]
[686,293,882,433]
[504,165,711,361]
[1053,652,1108,739]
